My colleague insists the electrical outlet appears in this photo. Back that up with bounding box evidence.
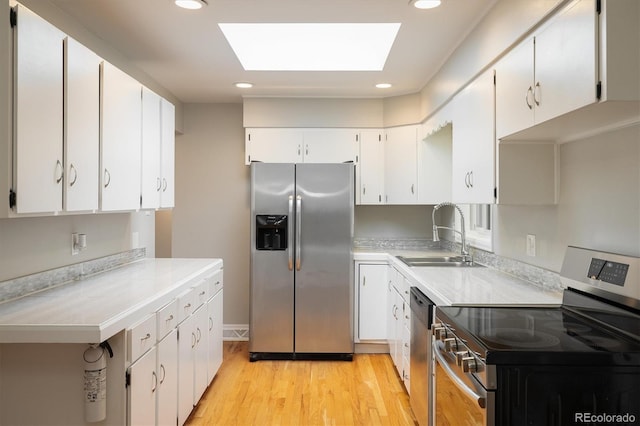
[526,234,536,257]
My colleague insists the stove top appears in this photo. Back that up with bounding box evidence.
[436,304,640,365]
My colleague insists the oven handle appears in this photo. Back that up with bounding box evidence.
[433,342,487,409]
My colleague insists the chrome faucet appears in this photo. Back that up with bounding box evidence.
[432,202,471,262]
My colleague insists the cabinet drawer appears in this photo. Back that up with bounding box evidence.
[156,299,178,340]
[193,279,209,309]
[207,269,223,297]
[127,314,157,362]
[177,288,196,324]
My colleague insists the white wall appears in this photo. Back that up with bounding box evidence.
[493,124,640,272]
[170,104,249,325]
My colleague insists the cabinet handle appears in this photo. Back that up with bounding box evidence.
[55,160,63,184]
[151,371,157,393]
[411,184,415,195]
[196,327,202,344]
[297,144,301,156]
[166,314,174,323]
[363,185,366,195]
[184,303,192,310]
[140,333,151,342]
[162,178,167,192]
[469,170,474,188]
[191,332,197,348]
[209,316,214,331]
[199,290,206,297]
[379,194,382,203]
[305,144,309,156]
[525,86,534,110]
[363,276,366,287]
[68,164,78,187]
[156,177,161,191]
[465,172,470,188]
[534,81,541,106]
[103,169,111,188]
[159,364,166,385]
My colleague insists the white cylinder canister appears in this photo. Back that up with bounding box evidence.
[83,344,107,422]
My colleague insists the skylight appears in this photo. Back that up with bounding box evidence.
[218,23,401,71]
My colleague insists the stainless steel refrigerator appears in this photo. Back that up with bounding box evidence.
[249,162,354,361]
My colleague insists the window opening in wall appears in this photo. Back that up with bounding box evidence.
[455,204,493,252]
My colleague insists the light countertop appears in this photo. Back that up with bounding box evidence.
[0,258,222,344]
[354,249,562,307]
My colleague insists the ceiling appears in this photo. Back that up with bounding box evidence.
[48,0,497,104]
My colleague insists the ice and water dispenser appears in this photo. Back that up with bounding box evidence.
[255,215,287,250]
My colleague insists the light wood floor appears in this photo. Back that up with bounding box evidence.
[186,341,417,426]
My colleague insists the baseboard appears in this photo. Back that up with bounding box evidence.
[355,341,390,354]
[223,324,249,341]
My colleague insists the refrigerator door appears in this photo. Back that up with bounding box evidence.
[250,163,295,354]
[294,163,354,354]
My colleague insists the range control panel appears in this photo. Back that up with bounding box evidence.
[560,246,639,301]
[588,258,629,286]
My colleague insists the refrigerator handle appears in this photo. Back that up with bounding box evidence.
[288,195,294,271]
[296,195,302,271]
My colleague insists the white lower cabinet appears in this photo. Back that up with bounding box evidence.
[386,266,411,390]
[127,346,157,426]
[156,329,178,426]
[207,288,224,381]
[357,263,388,341]
[177,312,196,426]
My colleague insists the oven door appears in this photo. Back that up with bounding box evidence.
[433,340,494,426]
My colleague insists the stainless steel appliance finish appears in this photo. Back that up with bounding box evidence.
[249,162,354,360]
[410,287,435,426]
[432,246,640,425]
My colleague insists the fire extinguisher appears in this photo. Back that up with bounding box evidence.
[83,341,113,423]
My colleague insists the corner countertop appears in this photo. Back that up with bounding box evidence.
[354,248,562,307]
[0,258,222,344]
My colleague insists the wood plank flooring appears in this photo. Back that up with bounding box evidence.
[186,342,417,426]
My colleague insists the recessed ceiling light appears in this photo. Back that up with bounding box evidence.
[376,83,392,89]
[235,82,253,89]
[219,23,401,71]
[411,0,441,9]
[175,0,207,10]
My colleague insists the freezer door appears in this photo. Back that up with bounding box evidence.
[294,163,354,354]
[250,163,295,353]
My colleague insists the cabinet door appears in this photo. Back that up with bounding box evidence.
[358,264,388,340]
[177,315,195,426]
[141,87,161,209]
[13,4,64,214]
[451,69,496,204]
[127,347,157,426]
[157,329,178,426]
[495,39,535,139]
[245,128,303,164]
[100,62,142,211]
[160,98,175,208]
[193,306,209,404]
[207,289,223,382]
[64,37,100,212]
[534,0,597,125]
[302,129,357,163]
[357,130,384,204]
[384,125,418,204]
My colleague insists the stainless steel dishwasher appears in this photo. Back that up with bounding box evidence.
[410,287,435,426]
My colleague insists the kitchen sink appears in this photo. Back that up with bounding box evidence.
[396,255,482,267]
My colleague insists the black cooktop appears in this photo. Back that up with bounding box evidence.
[436,304,640,365]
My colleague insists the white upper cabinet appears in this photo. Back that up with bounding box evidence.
[301,129,358,163]
[141,87,161,210]
[160,98,175,208]
[12,4,64,214]
[245,128,303,164]
[451,69,496,204]
[356,130,384,205]
[141,89,175,210]
[64,37,100,212]
[384,125,418,204]
[100,61,142,212]
[245,128,357,164]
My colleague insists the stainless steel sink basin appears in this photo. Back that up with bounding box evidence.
[396,255,482,267]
